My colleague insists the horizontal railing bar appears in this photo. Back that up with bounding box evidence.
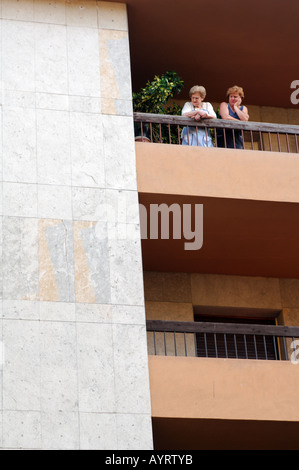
[134,112,299,135]
[146,320,299,338]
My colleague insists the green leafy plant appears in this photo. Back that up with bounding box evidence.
[133,71,184,143]
[133,70,184,114]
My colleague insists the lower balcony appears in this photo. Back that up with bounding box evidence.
[147,319,299,449]
[147,319,299,361]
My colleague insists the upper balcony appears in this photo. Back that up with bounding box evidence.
[134,112,299,153]
[134,113,299,279]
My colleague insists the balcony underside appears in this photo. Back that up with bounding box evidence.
[106,0,299,108]
[136,143,299,278]
[140,192,299,278]
[152,417,299,450]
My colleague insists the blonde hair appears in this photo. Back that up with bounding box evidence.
[226,85,244,98]
[189,85,206,99]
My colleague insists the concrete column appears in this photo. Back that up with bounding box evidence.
[0,0,152,450]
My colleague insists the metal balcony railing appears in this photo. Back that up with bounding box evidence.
[146,320,299,362]
[134,112,299,153]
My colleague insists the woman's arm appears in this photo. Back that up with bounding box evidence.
[181,101,193,116]
[234,104,249,121]
[219,102,235,120]
[182,102,217,120]
[201,102,217,119]
[182,102,205,121]
[183,109,201,118]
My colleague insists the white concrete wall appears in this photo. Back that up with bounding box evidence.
[0,0,153,450]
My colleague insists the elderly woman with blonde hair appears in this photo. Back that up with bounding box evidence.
[216,85,249,149]
[181,85,216,147]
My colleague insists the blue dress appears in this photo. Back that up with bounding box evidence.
[181,102,214,147]
[216,104,244,149]
[181,125,213,147]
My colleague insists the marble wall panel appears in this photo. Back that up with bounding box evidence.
[79,412,117,450]
[72,187,106,221]
[1,90,36,109]
[111,304,146,325]
[69,95,101,114]
[40,321,78,411]
[2,410,41,449]
[116,413,153,450]
[80,222,111,304]
[2,106,37,184]
[2,0,35,21]
[0,106,2,186]
[98,1,128,31]
[35,92,69,112]
[113,323,151,414]
[109,231,145,306]
[2,300,39,320]
[38,185,72,220]
[73,221,97,304]
[99,28,131,102]
[75,302,112,323]
[34,0,66,24]
[105,189,140,225]
[77,322,115,413]
[41,410,79,450]
[2,217,38,300]
[0,309,2,439]
[2,20,35,92]
[36,109,71,186]
[0,218,3,300]
[66,1,98,28]
[39,301,76,322]
[102,115,137,190]
[67,26,101,97]
[3,319,40,411]
[35,23,68,94]
[3,183,37,217]
[44,220,76,302]
[70,112,105,188]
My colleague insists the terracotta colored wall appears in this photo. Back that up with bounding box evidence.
[136,142,299,204]
[149,355,299,422]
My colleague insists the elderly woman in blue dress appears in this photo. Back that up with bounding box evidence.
[181,85,217,147]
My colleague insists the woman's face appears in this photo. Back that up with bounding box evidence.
[191,92,203,107]
[229,93,242,107]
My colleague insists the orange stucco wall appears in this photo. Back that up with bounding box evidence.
[149,355,299,422]
[136,142,299,204]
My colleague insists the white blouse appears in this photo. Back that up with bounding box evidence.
[181,101,217,118]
